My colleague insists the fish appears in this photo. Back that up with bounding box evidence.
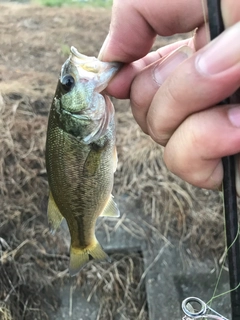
[45,46,120,276]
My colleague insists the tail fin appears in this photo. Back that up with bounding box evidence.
[69,240,109,276]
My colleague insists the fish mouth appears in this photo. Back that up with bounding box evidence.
[70,46,120,74]
[68,46,121,93]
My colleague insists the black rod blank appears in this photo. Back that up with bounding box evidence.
[207,1,240,319]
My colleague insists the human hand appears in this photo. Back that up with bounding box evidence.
[99,0,240,193]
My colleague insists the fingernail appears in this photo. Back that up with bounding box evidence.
[153,46,193,85]
[228,106,240,127]
[98,33,110,60]
[196,22,240,75]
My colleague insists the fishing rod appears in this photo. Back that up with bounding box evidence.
[207,1,240,319]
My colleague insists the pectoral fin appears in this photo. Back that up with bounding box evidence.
[47,191,64,234]
[100,195,120,218]
[83,143,106,177]
[83,150,100,177]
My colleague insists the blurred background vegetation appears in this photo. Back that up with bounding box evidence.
[33,0,112,7]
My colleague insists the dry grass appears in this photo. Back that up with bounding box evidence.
[0,92,65,319]
[0,4,233,318]
[0,91,149,319]
[0,84,228,319]
[75,253,147,320]
[114,103,226,257]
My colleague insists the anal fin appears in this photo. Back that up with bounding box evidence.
[47,191,64,234]
[100,195,120,218]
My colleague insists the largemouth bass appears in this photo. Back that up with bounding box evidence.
[46,46,120,276]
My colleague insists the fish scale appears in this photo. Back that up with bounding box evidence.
[46,46,120,276]
[47,120,114,241]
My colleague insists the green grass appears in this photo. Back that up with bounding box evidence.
[34,0,112,7]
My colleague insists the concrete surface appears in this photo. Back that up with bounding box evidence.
[48,195,231,320]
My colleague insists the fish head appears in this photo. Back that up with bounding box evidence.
[54,46,120,144]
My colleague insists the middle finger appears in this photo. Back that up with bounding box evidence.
[146,23,240,145]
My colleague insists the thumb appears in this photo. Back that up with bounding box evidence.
[98,0,204,63]
[98,1,156,63]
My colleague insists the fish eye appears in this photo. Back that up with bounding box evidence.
[61,75,75,92]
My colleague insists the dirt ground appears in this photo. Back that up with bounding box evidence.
[0,3,229,320]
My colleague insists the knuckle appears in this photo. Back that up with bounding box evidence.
[146,77,184,146]
[187,113,207,154]
[147,119,170,146]
[163,112,219,189]
[130,93,143,113]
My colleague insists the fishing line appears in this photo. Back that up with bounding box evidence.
[200,0,240,313]
[207,222,240,304]
[201,0,210,44]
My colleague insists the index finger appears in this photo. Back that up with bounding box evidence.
[105,38,195,99]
